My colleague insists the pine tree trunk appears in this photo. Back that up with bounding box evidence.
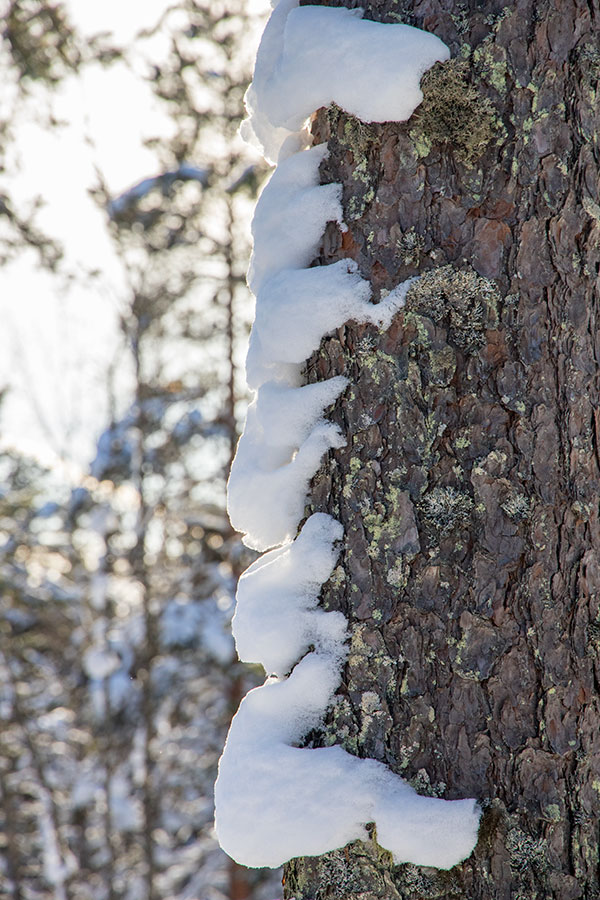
[284,1,600,897]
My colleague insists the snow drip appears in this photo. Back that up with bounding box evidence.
[216,1,481,872]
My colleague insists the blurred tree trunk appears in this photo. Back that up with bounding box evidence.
[285,0,600,898]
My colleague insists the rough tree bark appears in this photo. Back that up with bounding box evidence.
[284,1,600,898]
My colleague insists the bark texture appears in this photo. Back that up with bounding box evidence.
[284,1,600,898]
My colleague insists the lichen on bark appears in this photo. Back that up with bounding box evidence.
[410,58,496,164]
[285,832,400,900]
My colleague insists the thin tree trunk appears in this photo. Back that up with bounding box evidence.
[131,346,158,900]
[285,0,600,897]
[0,767,24,900]
[4,656,74,900]
[224,194,240,475]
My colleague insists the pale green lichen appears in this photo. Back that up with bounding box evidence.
[386,559,410,589]
[338,111,377,156]
[501,492,531,522]
[410,129,433,160]
[473,42,509,95]
[410,58,496,164]
[404,264,499,352]
[358,691,388,748]
[543,804,561,822]
[448,631,483,681]
[329,565,347,590]
[285,833,399,900]
[402,310,433,347]
[583,197,600,224]
[348,187,375,220]
[362,483,418,560]
[532,509,553,553]
[342,455,363,500]
[347,625,397,704]
[409,767,446,798]
[326,108,379,220]
[351,156,372,186]
[355,340,389,385]
[393,226,425,267]
[462,166,485,200]
[322,695,359,753]
[420,486,473,536]
[506,827,548,875]
[587,618,600,647]
[578,41,600,112]
[426,344,457,388]
[349,457,362,475]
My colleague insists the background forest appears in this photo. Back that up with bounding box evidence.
[0,1,278,898]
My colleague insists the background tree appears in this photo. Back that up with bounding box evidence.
[284,0,600,898]
[0,2,278,898]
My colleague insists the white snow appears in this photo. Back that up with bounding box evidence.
[240,0,304,163]
[247,143,342,295]
[243,3,450,162]
[84,638,136,719]
[247,261,412,388]
[83,646,120,681]
[107,164,209,218]
[215,652,481,870]
[109,773,141,832]
[161,598,203,649]
[218,0,481,875]
[232,513,346,675]
[160,596,235,662]
[251,377,348,450]
[227,379,347,551]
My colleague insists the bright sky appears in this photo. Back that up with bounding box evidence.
[0,1,267,473]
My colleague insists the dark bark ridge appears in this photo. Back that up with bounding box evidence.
[285,0,600,898]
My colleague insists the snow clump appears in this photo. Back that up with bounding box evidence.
[232,513,347,676]
[247,143,342,295]
[216,649,480,870]
[227,379,347,551]
[242,0,450,163]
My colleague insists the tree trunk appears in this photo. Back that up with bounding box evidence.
[284,1,600,898]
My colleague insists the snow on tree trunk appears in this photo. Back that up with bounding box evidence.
[282,0,600,898]
[216,0,484,876]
